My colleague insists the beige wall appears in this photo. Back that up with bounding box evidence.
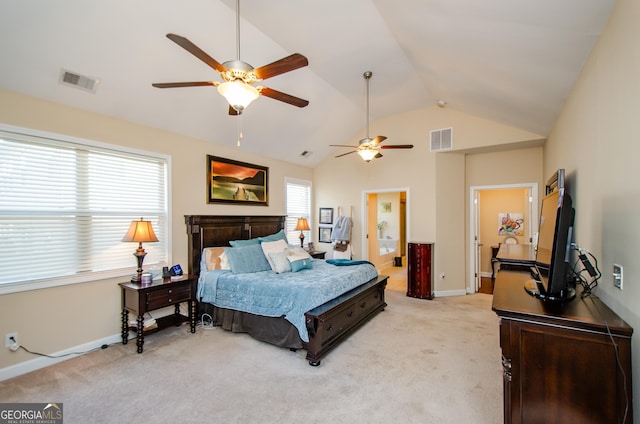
[0,89,312,371]
[543,0,640,418]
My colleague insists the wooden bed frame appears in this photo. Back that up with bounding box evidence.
[185,215,387,365]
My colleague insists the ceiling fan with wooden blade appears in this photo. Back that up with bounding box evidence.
[152,0,309,115]
[331,71,413,162]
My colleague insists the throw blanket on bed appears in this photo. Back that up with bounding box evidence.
[197,259,378,342]
[326,259,374,267]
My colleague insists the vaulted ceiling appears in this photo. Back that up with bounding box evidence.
[0,0,616,167]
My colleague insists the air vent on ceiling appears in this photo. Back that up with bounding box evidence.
[59,69,99,93]
[430,127,453,152]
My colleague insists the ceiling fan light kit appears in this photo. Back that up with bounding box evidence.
[357,148,378,162]
[217,80,259,113]
[331,71,414,162]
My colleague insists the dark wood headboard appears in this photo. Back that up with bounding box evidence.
[185,215,286,275]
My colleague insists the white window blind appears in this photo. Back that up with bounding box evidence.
[0,126,169,293]
[285,178,311,246]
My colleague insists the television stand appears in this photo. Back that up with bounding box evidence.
[493,271,633,423]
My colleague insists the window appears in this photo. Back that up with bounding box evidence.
[285,178,311,247]
[0,125,169,294]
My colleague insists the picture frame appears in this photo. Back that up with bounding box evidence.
[319,227,332,243]
[207,155,268,205]
[319,207,333,224]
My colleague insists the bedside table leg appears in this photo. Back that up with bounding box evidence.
[136,315,144,353]
[122,309,129,345]
[190,300,196,333]
[174,304,181,326]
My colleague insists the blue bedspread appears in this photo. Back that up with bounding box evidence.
[197,259,378,342]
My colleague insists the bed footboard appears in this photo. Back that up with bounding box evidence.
[303,275,387,366]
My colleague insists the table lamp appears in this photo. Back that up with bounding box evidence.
[122,218,159,283]
[295,217,310,248]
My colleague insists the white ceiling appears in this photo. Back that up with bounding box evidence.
[0,0,616,167]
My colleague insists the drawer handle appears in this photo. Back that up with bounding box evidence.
[168,298,172,303]
[168,289,172,293]
[360,301,367,308]
[347,311,354,317]
[325,324,333,331]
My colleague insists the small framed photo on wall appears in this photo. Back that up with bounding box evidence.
[319,227,332,243]
[319,208,333,224]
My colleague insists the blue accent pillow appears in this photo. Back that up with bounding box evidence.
[224,244,271,274]
[289,257,313,272]
[258,229,289,244]
[229,237,261,247]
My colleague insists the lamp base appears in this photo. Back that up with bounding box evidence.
[299,232,305,248]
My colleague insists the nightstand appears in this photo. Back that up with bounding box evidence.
[308,251,326,259]
[119,275,197,353]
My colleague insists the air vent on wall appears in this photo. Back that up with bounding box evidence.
[59,69,100,93]
[430,127,453,152]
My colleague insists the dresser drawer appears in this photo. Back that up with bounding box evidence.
[146,284,191,310]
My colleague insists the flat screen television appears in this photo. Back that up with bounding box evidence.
[524,176,576,302]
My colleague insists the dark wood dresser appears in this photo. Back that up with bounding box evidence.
[492,271,633,423]
[407,242,434,299]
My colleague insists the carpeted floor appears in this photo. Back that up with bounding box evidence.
[0,267,502,423]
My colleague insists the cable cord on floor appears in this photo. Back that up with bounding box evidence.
[16,342,115,359]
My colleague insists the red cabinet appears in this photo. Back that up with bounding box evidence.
[407,242,434,299]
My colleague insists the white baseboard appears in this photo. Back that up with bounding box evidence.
[0,333,121,381]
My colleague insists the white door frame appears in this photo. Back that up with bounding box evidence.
[468,183,538,293]
[361,187,410,261]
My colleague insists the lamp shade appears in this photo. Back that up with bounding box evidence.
[295,217,310,231]
[217,80,260,113]
[122,218,159,243]
[357,148,377,162]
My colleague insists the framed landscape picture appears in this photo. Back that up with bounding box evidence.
[207,155,268,205]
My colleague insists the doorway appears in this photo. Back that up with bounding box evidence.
[468,183,538,293]
[361,188,410,271]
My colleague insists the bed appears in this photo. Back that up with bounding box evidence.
[185,215,387,365]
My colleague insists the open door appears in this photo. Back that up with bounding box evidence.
[362,188,410,270]
[468,183,538,294]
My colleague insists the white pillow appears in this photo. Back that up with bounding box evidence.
[268,250,291,274]
[261,239,289,271]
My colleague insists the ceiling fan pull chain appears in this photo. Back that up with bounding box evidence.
[237,115,244,147]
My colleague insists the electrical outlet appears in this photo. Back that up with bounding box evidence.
[613,264,623,290]
[5,332,18,351]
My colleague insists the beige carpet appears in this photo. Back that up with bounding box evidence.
[0,267,502,423]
